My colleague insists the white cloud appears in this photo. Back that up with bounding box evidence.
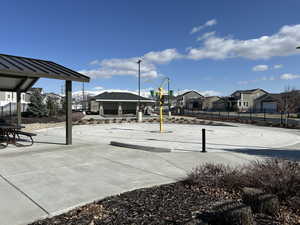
[252,65,269,71]
[238,76,277,85]
[80,24,300,83]
[94,86,103,90]
[280,73,300,80]
[143,49,181,64]
[190,19,217,34]
[80,49,181,80]
[188,24,300,60]
[273,64,283,69]
[89,59,100,65]
[200,90,221,96]
[197,31,216,41]
[79,57,160,79]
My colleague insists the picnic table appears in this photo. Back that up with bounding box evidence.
[0,123,32,147]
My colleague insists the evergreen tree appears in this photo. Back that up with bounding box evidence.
[27,90,48,117]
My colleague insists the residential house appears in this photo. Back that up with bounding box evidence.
[0,91,30,116]
[174,91,204,113]
[89,92,155,115]
[202,96,226,111]
[230,88,268,112]
[43,93,63,109]
[253,93,281,112]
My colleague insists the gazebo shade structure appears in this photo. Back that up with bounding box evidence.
[0,53,90,145]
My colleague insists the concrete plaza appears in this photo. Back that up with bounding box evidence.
[0,122,299,225]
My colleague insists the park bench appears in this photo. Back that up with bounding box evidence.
[15,131,37,146]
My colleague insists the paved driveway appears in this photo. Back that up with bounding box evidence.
[0,123,298,225]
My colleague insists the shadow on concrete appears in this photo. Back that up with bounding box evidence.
[34,141,66,146]
[110,128,161,133]
[221,148,300,161]
[147,138,276,149]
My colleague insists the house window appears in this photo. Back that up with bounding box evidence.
[7,94,10,100]
[244,102,248,107]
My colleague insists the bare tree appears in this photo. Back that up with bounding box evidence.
[278,86,300,125]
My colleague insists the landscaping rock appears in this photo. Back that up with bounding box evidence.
[242,187,279,216]
[199,200,255,225]
[185,218,209,225]
[288,196,300,210]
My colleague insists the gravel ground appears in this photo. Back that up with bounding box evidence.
[22,122,65,132]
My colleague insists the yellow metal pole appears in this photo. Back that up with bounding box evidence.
[159,88,164,132]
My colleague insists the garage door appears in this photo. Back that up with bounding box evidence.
[262,102,277,112]
[103,102,118,114]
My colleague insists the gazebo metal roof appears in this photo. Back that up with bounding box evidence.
[0,53,90,145]
[0,53,89,92]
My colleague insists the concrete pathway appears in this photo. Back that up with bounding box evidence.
[0,122,299,225]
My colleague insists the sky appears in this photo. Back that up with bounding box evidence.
[1,0,300,97]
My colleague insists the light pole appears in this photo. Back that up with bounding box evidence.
[137,59,142,112]
[167,77,171,116]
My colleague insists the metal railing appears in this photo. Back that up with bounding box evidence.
[0,103,28,118]
[178,109,300,128]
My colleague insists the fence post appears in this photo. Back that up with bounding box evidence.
[250,109,252,121]
[202,128,206,153]
[264,110,266,121]
[9,102,12,121]
[280,111,283,125]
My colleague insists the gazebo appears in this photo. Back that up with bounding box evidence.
[0,53,90,145]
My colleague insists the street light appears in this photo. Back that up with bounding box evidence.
[137,59,142,113]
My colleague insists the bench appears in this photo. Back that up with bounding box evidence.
[15,131,37,146]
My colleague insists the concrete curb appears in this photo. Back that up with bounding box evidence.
[110,141,171,153]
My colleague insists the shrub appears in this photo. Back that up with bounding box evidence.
[243,159,300,201]
[183,159,300,202]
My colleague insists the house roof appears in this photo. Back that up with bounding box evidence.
[94,92,155,102]
[204,96,221,99]
[0,53,90,92]
[232,88,267,95]
[254,93,282,102]
[176,90,203,99]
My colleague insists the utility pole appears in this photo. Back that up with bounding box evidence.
[167,77,170,110]
[82,82,85,112]
[137,59,142,112]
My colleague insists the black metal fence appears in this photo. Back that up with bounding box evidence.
[0,103,28,118]
[180,110,300,128]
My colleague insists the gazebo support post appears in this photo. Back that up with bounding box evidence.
[65,80,72,145]
[16,91,21,127]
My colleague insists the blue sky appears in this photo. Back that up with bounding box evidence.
[1,0,300,96]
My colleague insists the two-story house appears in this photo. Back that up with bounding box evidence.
[230,88,268,112]
[174,91,204,113]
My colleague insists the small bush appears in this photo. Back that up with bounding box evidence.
[183,159,300,202]
[244,159,300,201]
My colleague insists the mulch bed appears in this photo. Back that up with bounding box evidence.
[28,181,299,225]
